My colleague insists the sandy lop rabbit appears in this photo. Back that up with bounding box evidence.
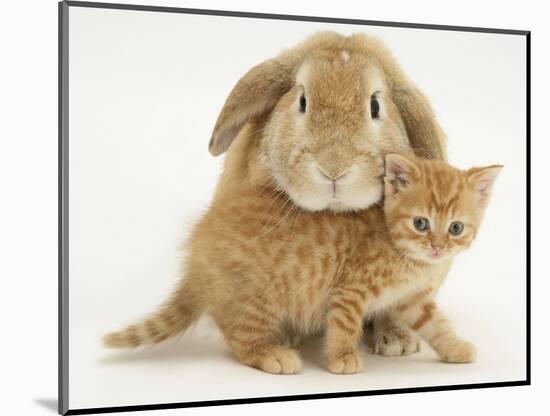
[104,32,448,372]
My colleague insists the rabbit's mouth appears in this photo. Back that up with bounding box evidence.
[283,162,384,213]
[285,178,383,213]
[268,155,385,212]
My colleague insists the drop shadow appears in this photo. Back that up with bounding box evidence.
[34,398,58,414]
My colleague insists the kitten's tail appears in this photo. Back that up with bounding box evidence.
[102,279,202,349]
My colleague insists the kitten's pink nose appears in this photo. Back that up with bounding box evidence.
[430,244,443,256]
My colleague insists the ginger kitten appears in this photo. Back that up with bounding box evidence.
[104,154,501,375]
[325,154,501,372]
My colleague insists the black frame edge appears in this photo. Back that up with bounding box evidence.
[525,31,531,385]
[63,0,529,36]
[59,1,70,415]
[66,380,530,415]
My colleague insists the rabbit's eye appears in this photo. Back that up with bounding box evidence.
[370,95,380,119]
[299,93,307,113]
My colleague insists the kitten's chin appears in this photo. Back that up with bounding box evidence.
[423,255,450,264]
[411,251,453,265]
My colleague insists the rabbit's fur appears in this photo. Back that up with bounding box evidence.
[104,32,447,372]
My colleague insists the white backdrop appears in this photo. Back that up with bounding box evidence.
[2,1,546,416]
[65,5,527,411]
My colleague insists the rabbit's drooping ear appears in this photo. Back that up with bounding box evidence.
[392,88,447,161]
[208,59,292,156]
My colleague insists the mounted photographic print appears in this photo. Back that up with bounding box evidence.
[59,1,530,414]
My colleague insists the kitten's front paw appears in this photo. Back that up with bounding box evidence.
[438,339,477,363]
[328,350,363,374]
[257,348,303,374]
[372,326,421,356]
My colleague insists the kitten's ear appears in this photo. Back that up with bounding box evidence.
[384,153,420,196]
[466,165,503,206]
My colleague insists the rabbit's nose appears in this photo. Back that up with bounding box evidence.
[316,166,350,182]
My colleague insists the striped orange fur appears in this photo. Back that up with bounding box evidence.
[103,154,500,374]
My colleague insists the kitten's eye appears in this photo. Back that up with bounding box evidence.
[449,222,464,235]
[413,217,430,232]
[370,95,380,119]
[299,93,307,113]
